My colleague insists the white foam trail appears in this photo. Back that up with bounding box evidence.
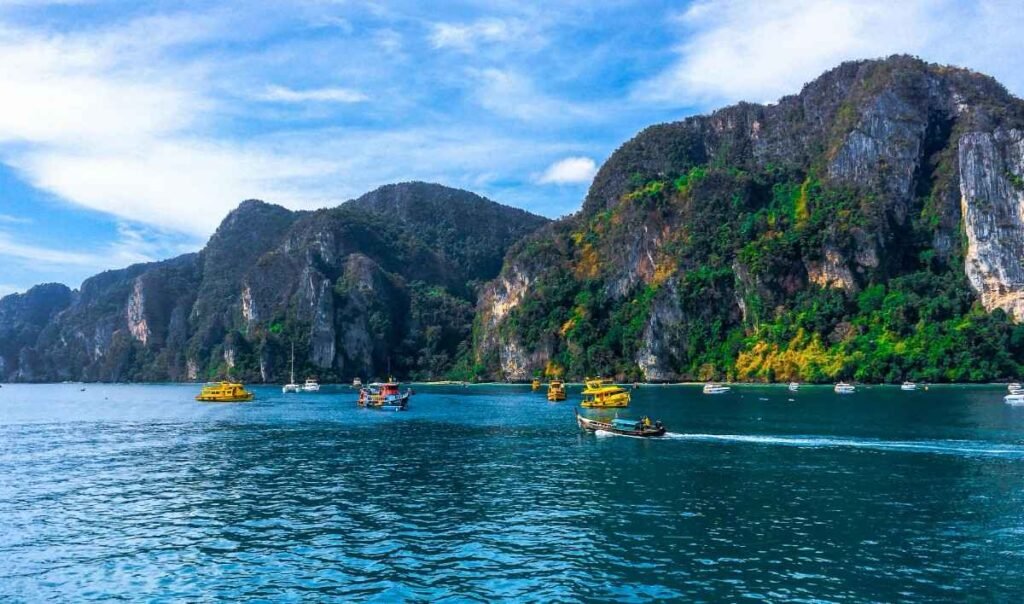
[661,433,1024,457]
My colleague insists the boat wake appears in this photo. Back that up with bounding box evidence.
[661,432,1024,458]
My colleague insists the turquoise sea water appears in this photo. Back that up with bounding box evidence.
[2,383,1024,601]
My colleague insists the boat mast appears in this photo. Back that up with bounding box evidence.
[290,341,295,384]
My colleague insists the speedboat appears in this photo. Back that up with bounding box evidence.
[576,410,665,437]
[580,378,630,408]
[834,382,856,394]
[901,381,918,391]
[358,380,412,411]
[703,383,731,394]
[302,377,321,392]
[196,381,254,402]
[788,382,800,392]
[1005,393,1024,405]
[547,379,567,402]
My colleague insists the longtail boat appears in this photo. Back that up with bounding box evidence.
[575,409,665,437]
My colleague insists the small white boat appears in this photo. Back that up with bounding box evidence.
[901,381,918,391]
[703,383,731,394]
[834,382,856,394]
[302,377,321,392]
[352,377,362,388]
[1008,383,1022,392]
[1005,394,1024,405]
[282,342,301,393]
[788,382,800,392]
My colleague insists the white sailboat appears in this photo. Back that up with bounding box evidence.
[282,342,301,393]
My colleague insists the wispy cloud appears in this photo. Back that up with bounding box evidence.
[537,156,597,185]
[0,214,32,224]
[429,17,539,52]
[257,85,368,104]
[634,0,1024,107]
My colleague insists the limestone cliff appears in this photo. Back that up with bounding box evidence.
[474,56,1024,383]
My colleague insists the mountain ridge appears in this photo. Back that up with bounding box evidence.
[0,182,548,382]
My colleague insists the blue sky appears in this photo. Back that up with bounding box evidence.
[1,0,1022,296]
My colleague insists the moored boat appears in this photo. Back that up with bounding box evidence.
[901,381,918,391]
[788,382,800,392]
[1008,383,1024,395]
[352,377,362,388]
[1005,393,1024,405]
[196,381,254,402]
[703,383,730,394]
[575,409,665,437]
[580,378,630,408]
[358,380,412,411]
[834,382,856,394]
[547,379,567,402]
[302,377,321,392]
[531,378,541,391]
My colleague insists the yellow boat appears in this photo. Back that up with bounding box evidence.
[580,377,630,408]
[531,378,541,391]
[547,380,567,402]
[195,381,255,402]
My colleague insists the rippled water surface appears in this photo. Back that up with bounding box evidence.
[2,383,1024,601]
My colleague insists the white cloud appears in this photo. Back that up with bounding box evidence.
[0,231,112,267]
[257,85,368,104]
[0,214,31,224]
[429,18,533,52]
[469,68,595,123]
[537,156,597,185]
[634,0,1024,107]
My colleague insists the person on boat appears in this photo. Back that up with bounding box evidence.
[655,420,663,430]
[642,416,652,428]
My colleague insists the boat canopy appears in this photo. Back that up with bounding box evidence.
[611,418,641,430]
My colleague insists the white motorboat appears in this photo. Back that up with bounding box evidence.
[901,381,918,391]
[302,377,321,392]
[1005,393,1024,405]
[788,382,800,392]
[703,383,731,394]
[834,382,856,394]
[352,377,362,388]
[282,342,301,393]
[1008,383,1022,391]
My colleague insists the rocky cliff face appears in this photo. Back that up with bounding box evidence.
[958,129,1024,320]
[0,182,547,382]
[475,56,1024,383]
